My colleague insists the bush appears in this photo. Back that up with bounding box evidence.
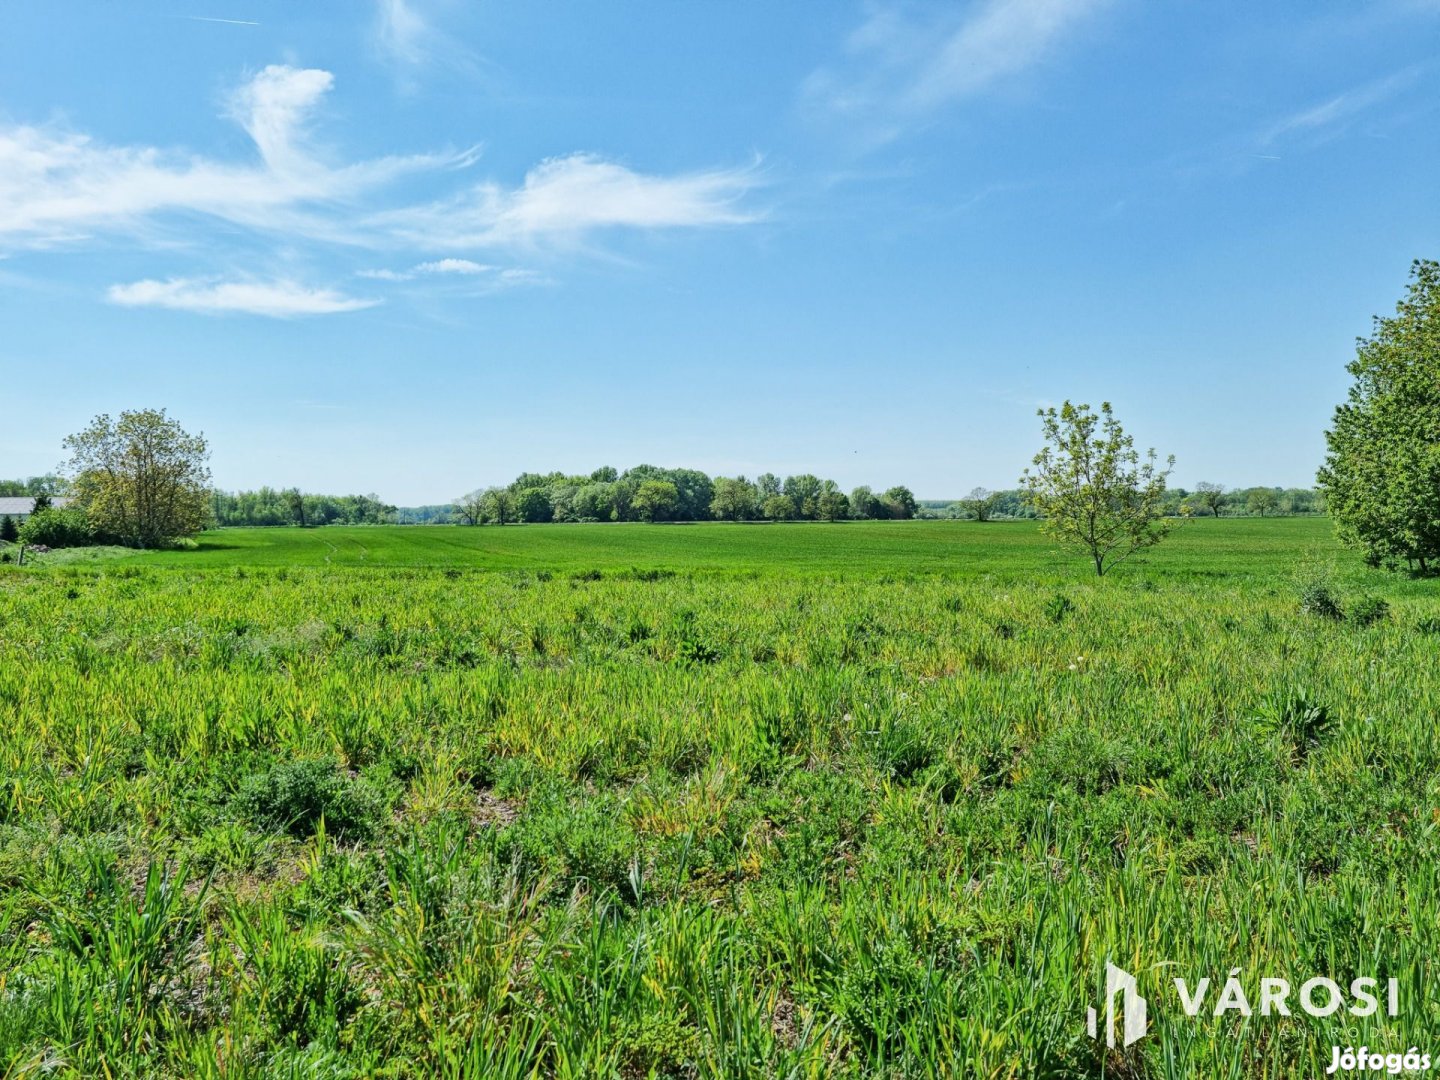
[1298,581,1343,620]
[1347,595,1390,627]
[233,758,387,840]
[1293,558,1343,620]
[0,515,16,543]
[18,507,99,549]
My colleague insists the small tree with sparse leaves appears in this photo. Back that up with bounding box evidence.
[1021,401,1175,576]
[1247,489,1278,517]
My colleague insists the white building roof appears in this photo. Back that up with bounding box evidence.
[0,496,72,516]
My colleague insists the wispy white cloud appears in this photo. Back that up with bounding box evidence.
[0,66,759,258]
[107,277,379,317]
[355,258,550,295]
[371,0,479,87]
[0,65,461,249]
[374,0,431,68]
[227,65,334,177]
[803,0,1109,143]
[373,153,762,249]
[417,257,489,274]
[358,257,493,280]
[1260,68,1422,146]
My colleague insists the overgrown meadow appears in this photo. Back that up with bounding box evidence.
[2,519,1439,1078]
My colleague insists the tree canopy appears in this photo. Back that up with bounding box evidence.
[63,409,211,548]
[1319,260,1440,571]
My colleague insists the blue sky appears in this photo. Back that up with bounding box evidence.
[2,1,1437,503]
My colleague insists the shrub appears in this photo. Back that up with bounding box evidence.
[1293,557,1343,619]
[1298,581,1343,620]
[233,758,387,840]
[18,507,99,549]
[0,515,15,543]
[1347,595,1389,627]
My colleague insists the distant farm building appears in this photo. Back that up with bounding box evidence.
[0,497,72,522]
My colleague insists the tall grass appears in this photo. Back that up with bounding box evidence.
[1,522,1438,1075]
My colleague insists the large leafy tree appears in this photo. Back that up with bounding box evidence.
[710,477,757,521]
[632,480,679,522]
[1318,260,1440,571]
[1021,401,1174,576]
[881,485,917,520]
[63,409,211,548]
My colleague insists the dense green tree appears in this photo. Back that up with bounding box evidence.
[881,486,917,520]
[1021,401,1175,576]
[710,477,758,521]
[63,409,211,548]
[572,483,616,522]
[284,487,306,527]
[632,480,679,522]
[667,469,714,521]
[515,487,553,523]
[849,485,880,519]
[817,487,850,521]
[0,515,16,543]
[756,473,781,500]
[590,466,619,483]
[762,494,795,521]
[783,475,823,520]
[1319,260,1440,571]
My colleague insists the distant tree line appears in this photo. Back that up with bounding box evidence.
[915,485,1325,520]
[0,475,67,497]
[210,488,396,527]
[452,466,919,524]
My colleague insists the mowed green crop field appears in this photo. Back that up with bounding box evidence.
[101,516,1369,582]
[4,519,1440,1078]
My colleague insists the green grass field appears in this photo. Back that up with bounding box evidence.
[3,519,1439,1077]
[102,516,1353,582]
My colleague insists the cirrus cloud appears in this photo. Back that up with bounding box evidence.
[803,0,1110,145]
[0,64,759,256]
[107,277,379,317]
